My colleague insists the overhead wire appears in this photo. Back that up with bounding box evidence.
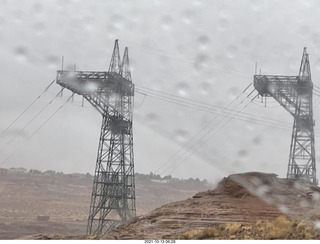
[165,93,259,176]
[0,80,56,138]
[137,84,320,136]
[0,89,64,153]
[0,93,74,167]
[135,86,293,132]
[155,86,256,176]
[159,89,258,176]
[136,84,292,126]
[153,83,252,175]
[28,93,75,139]
[156,82,320,175]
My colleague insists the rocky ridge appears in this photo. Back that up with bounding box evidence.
[102,172,320,240]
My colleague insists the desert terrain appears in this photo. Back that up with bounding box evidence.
[1,169,320,240]
[102,172,320,240]
[0,168,209,239]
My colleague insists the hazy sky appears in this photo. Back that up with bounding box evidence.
[1,0,320,183]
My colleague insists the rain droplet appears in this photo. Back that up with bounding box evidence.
[161,15,173,31]
[314,221,320,229]
[240,38,251,49]
[0,16,4,26]
[83,16,95,31]
[198,35,209,50]
[248,0,261,11]
[314,58,320,72]
[299,199,309,208]
[193,54,209,71]
[252,136,262,145]
[199,82,212,95]
[174,129,189,143]
[237,149,248,157]
[228,86,241,98]
[232,160,242,170]
[34,22,45,36]
[111,14,124,30]
[175,82,190,97]
[277,204,289,214]
[46,56,60,70]
[14,46,28,62]
[33,2,43,14]
[313,192,320,201]
[146,113,161,125]
[226,45,238,59]
[182,9,194,25]
[217,10,231,32]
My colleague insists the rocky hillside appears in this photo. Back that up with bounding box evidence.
[102,172,320,240]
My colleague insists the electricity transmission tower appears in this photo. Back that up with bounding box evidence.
[56,40,136,234]
[254,47,317,184]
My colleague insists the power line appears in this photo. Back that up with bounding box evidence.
[0,93,74,168]
[156,87,257,176]
[28,93,74,139]
[0,89,64,153]
[0,80,56,138]
[136,85,292,126]
[153,83,252,175]
[164,92,259,177]
[136,87,293,132]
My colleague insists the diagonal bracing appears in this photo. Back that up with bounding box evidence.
[254,48,317,184]
[56,40,135,234]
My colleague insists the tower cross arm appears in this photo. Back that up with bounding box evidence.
[253,75,311,118]
[56,70,134,115]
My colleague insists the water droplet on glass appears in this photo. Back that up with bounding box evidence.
[193,54,208,71]
[315,58,320,72]
[217,10,231,32]
[174,129,189,143]
[182,9,194,25]
[175,82,190,97]
[226,45,238,59]
[33,2,43,14]
[34,22,45,36]
[83,16,96,31]
[277,204,289,214]
[14,46,28,62]
[248,0,261,11]
[0,17,4,26]
[146,113,161,125]
[199,82,212,95]
[232,160,242,170]
[299,199,309,208]
[237,149,248,157]
[312,192,320,201]
[46,56,60,70]
[252,136,262,145]
[111,14,124,30]
[314,221,320,229]
[198,35,209,50]
[228,86,241,99]
[161,15,173,31]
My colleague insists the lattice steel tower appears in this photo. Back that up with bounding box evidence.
[56,40,136,234]
[254,48,317,184]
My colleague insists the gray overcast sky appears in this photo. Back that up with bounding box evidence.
[1,0,320,183]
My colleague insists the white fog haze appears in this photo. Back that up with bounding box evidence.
[1,0,320,184]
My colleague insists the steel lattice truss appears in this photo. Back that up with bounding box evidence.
[254,48,317,184]
[56,40,136,234]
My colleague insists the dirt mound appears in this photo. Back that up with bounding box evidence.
[102,172,320,240]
